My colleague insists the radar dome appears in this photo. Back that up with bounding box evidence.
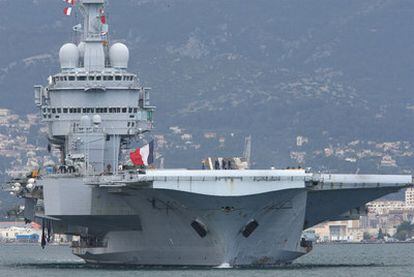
[78,42,86,59]
[109,43,129,69]
[92,115,102,126]
[80,115,92,128]
[59,43,79,69]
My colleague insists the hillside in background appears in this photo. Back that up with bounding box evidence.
[1,0,414,175]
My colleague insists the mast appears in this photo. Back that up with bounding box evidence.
[78,0,108,41]
[77,0,108,71]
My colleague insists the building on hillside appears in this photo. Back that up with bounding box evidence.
[296,136,308,147]
[406,188,414,207]
[0,108,10,117]
[367,201,407,215]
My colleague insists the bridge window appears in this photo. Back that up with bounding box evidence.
[78,76,86,81]
[122,108,127,113]
[63,108,68,113]
[51,108,56,114]
[68,76,75,81]
[57,108,61,113]
[96,76,102,81]
[88,76,95,81]
[115,76,122,81]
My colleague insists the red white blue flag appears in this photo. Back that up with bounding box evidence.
[130,141,154,166]
[63,7,72,16]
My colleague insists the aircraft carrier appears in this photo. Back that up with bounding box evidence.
[6,0,414,267]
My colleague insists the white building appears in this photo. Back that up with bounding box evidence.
[296,136,308,147]
[406,188,414,207]
[367,200,408,215]
[0,222,41,243]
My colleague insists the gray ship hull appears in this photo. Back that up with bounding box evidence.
[46,182,308,266]
[32,170,410,267]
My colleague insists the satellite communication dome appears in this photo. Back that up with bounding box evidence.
[109,43,129,69]
[92,115,102,125]
[78,42,86,59]
[77,42,86,67]
[59,43,79,69]
[80,115,92,128]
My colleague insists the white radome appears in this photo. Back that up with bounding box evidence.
[59,43,80,69]
[92,114,102,125]
[109,43,129,68]
[78,42,86,67]
[80,115,92,128]
[78,42,86,59]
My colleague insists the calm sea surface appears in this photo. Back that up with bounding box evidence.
[0,243,413,277]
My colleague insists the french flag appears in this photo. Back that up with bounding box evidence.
[64,0,76,5]
[130,141,154,166]
[63,7,72,16]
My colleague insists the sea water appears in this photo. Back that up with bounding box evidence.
[0,243,413,277]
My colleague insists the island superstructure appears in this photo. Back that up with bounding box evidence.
[6,0,414,267]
